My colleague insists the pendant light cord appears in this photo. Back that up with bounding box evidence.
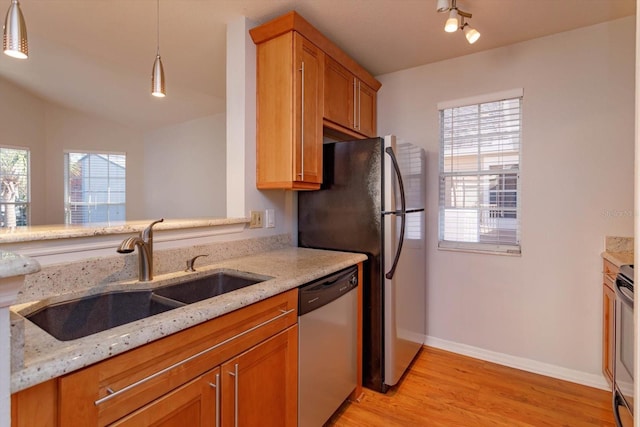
[156,0,160,56]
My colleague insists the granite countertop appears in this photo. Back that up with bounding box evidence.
[10,247,367,393]
[0,217,248,244]
[601,236,634,267]
[602,251,634,268]
[0,251,40,279]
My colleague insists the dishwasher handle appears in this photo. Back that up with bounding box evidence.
[298,266,358,316]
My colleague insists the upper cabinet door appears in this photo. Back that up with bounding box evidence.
[324,55,377,138]
[324,56,355,131]
[293,33,324,187]
[254,31,324,190]
[357,81,377,138]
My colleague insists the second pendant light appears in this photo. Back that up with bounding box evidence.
[151,0,165,97]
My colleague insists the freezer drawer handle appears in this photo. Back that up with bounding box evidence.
[94,308,295,406]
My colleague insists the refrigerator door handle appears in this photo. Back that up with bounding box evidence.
[384,146,406,280]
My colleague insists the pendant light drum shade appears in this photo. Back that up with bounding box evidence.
[3,0,28,59]
[152,54,165,97]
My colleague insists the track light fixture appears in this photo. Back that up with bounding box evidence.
[436,0,480,44]
[3,0,28,59]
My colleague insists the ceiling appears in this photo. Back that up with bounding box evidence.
[0,0,634,131]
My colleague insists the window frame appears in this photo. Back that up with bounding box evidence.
[64,150,127,225]
[437,89,523,256]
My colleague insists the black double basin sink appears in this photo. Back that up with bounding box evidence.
[24,271,271,341]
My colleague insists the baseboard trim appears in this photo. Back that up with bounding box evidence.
[424,336,610,391]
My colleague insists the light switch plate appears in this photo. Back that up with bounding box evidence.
[265,209,275,228]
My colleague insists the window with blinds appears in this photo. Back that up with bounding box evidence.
[0,146,30,227]
[438,90,522,254]
[64,151,126,224]
[395,142,425,241]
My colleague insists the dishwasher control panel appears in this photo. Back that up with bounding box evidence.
[298,266,358,316]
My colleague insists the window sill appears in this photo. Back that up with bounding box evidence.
[438,242,521,257]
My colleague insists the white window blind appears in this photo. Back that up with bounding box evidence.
[395,142,425,241]
[438,91,522,255]
[64,151,126,224]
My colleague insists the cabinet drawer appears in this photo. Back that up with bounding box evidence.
[603,259,619,289]
[58,289,298,426]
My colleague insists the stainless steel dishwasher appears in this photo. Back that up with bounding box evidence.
[298,265,359,427]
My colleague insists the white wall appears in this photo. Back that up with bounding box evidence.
[377,17,635,383]
[0,80,233,224]
[0,79,47,225]
[143,114,226,218]
[44,104,145,222]
[226,17,293,237]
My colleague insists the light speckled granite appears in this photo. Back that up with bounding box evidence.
[0,217,248,244]
[10,246,366,393]
[602,236,634,267]
[605,236,634,253]
[0,251,40,279]
[602,251,634,268]
[16,234,291,303]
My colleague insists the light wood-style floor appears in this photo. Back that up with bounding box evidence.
[326,346,615,426]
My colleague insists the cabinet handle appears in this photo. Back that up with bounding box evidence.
[94,307,295,406]
[353,78,357,130]
[298,61,305,181]
[209,373,220,427]
[228,364,239,427]
[357,80,362,131]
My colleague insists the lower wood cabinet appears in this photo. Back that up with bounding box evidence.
[112,325,298,427]
[221,326,298,427]
[112,368,220,427]
[11,290,298,427]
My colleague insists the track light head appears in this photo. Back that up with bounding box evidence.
[436,0,450,13]
[463,23,480,44]
[444,9,459,33]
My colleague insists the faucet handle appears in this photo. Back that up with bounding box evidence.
[185,254,209,272]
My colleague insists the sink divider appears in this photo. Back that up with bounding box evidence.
[150,293,187,309]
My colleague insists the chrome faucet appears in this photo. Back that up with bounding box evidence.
[117,218,164,281]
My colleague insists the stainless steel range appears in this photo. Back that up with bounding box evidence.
[613,264,634,426]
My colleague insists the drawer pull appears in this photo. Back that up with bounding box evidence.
[228,363,239,427]
[94,307,295,406]
[209,373,220,427]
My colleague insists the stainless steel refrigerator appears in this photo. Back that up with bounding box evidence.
[298,135,426,392]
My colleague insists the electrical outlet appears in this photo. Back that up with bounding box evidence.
[249,210,263,228]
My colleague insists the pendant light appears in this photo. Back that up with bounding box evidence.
[151,0,165,97]
[3,0,28,59]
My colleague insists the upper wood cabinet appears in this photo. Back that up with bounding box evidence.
[254,31,324,190]
[324,56,377,138]
[250,11,381,190]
